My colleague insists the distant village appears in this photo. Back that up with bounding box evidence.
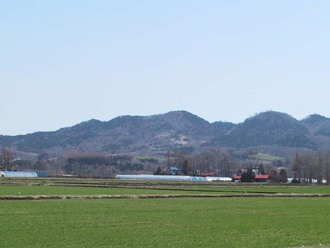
[1,146,329,184]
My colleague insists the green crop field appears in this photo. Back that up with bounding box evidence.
[1,184,330,196]
[0,198,329,247]
[0,179,329,247]
[1,178,330,196]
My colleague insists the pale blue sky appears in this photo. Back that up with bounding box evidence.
[1,0,330,135]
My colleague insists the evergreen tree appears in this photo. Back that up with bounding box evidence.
[241,168,254,182]
[154,166,162,175]
[258,163,266,175]
[279,169,287,183]
[182,160,189,175]
[269,169,280,183]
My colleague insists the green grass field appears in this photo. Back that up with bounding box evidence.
[135,155,167,163]
[0,179,329,247]
[1,184,330,196]
[249,153,283,161]
[0,198,329,247]
[1,178,330,196]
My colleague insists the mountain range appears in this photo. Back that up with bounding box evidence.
[1,111,330,158]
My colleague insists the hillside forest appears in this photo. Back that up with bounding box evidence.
[1,111,330,183]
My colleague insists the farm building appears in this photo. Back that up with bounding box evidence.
[255,174,270,182]
[205,176,232,182]
[233,168,270,182]
[0,171,48,178]
[1,171,38,178]
[116,174,232,182]
[116,174,204,181]
[169,167,180,175]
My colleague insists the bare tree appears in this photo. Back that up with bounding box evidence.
[291,150,330,184]
[0,147,14,171]
[292,152,301,181]
[322,150,330,185]
[166,150,171,168]
[219,148,233,177]
[300,152,315,183]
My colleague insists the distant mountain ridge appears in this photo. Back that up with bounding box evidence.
[1,110,330,157]
[209,111,316,149]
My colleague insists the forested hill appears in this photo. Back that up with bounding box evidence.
[208,112,319,149]
[1,111,330,157]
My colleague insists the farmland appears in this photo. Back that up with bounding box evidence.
[1,178,330,196]
[0,178,329,247]
[249,153,283,161]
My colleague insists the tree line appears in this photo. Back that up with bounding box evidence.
[1,145,330,184]
[291,150,330,184]
[0,149,149,177]
[155,148,235,177]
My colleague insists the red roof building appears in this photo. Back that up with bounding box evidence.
[233,168,270,182]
